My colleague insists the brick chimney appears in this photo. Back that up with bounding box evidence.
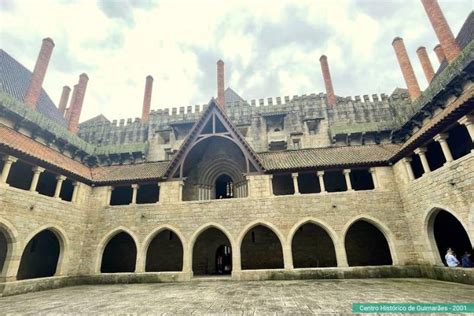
[65,84,78,121]
[68,73,89,133]
[433,44,446,63]
[416,46,435,83]
[319,55,336,107]
[141,75,153,123]
[58,85,71,115]
[421,0,460,63]
[24,38,55,108]
[217,60,225,108]
[392,37,421,101]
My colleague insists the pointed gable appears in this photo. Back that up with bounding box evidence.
[164,98,264,179]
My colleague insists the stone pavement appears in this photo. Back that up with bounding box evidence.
[0,278,473,314]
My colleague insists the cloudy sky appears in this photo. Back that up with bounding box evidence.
[0,0,470,122]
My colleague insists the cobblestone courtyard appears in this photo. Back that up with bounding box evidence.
[0,278,473,314]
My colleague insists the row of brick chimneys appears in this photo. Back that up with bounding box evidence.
[392,0,461,101]
[25,38,89,133]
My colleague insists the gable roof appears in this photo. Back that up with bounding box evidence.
[164,98,264,178]
[0,49,68,127]
[224,87,245,104]
[79,114,110,127]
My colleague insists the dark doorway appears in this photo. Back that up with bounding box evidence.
[146,230,183,272]
[17,230,61,280]
[431,210,472,265]
[215,174,233,199]
[6,160,33,191]
[0,230,7,276]
[324,170,347,192]
[292,223,337,268]
[345,220,392,266]
[100,232,137,273]
[272,174,295,195]
[447,124,472,160]
[241,225,284,270]
[193,227,232,275]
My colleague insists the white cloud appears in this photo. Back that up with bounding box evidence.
[0,0,470,122]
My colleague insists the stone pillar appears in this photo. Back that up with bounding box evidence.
[156,183,161,203]
[369,168,378,189]
[179,182,184,201]
[343,169,353,191]
[131,184,139,204]
[335,241,349,267]
[54,175,66,199]
[434,133,453,163]
[0,155,17,184]
[458,115,474,142]
[72,181,80,203]
[403,157,415,181]
[317,171,326,193]
[283,242,294,270]
[29,166,44,192]
[414,147,431,173]
[268,175,274,196]
[106,186,114,205]
[231,244,241,277]
[292,173,300,195]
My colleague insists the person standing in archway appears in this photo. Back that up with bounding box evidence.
[445,249,459,267]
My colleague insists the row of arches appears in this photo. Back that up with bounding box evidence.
[1,208,471,281]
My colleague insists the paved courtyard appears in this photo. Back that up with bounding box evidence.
[0,278,473,314]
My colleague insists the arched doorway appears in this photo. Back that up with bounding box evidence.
[0,229,8,276]
[215,174,234,199]
[429,209,472,265]
[101,232,137,273]
[17,229,61,280]
[146,229,183,272]
[292,223,337,268]
[345,220,392,266]
[192,227,232,275]
[241,225,284,270]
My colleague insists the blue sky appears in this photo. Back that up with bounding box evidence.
[0,0,470,121]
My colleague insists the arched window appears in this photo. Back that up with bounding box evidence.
[101,232,137,273]
[215,174,234,199]
[193,227,232,275]
[146,230,183,272]
[345,220,392,266]
[0,229,8,277]
[241,225,283,270]
[17,229,61,280]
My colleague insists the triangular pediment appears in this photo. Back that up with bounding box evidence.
[164,99,264,179]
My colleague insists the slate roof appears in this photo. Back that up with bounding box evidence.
[0,49,67,127]
[258,144,401,171]
[434,11,474,78]
[224,87,245,104]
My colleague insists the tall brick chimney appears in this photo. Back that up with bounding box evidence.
[141,75,153,123]
[433,44,446,63]
[58,85,71,115]
[392,37,421,101]
[319,55,337,107]
[217,60,225,108]
[421,0,460,63]
[416,46,435,83]
[68,73,89,133]
[65,84,78,121]
[24,38,55,108]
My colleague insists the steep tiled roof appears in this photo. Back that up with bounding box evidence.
[224,87,245,104]
[0,49,68,127]
[0,125,91,180]
[258,144,401,171]
[91,161,169,184]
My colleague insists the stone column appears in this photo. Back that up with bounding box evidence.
[414,147,431,173]
[283,241,294,270]
[1,155,17,184]
[403,157,415,181]
[29,166,44,192]
[335,241,349,267]
[179,182,184,201]
[71,181,80,203]
[343,169,353,191]
[458,115,474,142]
[317,171,326,193]
[54,175,66,199]
[106,186,114,205]
[268,175,274,196]
[131,184,139,204]
[292,173,300,195]
[434,133,453,163]
[369,168,378,189]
